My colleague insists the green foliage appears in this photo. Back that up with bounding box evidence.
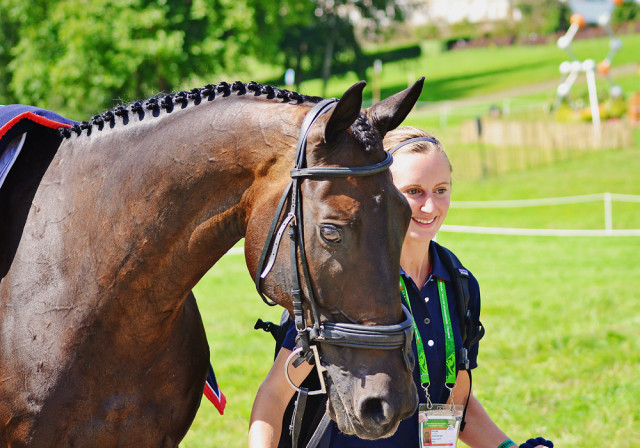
[515,0,570,35]
[277,0,403,93]
[0,0,300,117]
[0,0,403,115]
[611,1,639,24]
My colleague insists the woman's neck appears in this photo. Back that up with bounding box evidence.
[400,239,432,288]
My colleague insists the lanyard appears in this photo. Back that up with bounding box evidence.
[399,276,457,397]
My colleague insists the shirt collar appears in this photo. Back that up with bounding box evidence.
[430,240,451,282]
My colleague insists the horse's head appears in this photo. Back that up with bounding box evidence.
[246,79,423,439]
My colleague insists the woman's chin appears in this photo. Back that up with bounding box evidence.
[406,228,438,243]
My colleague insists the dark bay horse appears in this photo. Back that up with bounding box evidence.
[0,79,423,447]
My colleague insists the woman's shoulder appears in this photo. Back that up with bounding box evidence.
[431,241,470,274]
[431,240,481,300]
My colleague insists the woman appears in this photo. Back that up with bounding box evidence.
[249,127,552,448]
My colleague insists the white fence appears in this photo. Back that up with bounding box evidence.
[224,193,640,257]
[443,192,640,236]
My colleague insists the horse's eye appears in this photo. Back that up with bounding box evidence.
[320,225,342,244]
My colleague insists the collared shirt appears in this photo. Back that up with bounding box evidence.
[282,241,481,448]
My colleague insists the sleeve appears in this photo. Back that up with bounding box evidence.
[467,271,482,370]
[281,317,298,351]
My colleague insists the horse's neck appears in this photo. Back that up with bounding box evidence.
[53,97,301,302]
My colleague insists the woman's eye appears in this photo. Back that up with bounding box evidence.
[320,225,343,244]
[407,188,420,195]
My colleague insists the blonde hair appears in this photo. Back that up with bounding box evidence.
[383,126,452,173]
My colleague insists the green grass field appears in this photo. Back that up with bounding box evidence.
[181,146,640,447]
[286,33,640,103]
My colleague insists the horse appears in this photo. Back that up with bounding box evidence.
[0,78,423,447]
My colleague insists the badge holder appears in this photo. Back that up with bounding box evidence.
[418,403,463,448]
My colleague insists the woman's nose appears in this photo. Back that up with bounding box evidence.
[421,196,435,213]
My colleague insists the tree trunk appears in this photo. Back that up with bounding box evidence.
[321,16,337,97]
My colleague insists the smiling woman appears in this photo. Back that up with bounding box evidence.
[248,126,554,448]
[388,133,453,286]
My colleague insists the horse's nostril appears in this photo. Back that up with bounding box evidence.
[360,397,393,427]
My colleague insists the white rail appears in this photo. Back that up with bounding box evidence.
[451,192,640,208]
[440,225,640,237]
[225,193,640,247]
[447,192,640,236]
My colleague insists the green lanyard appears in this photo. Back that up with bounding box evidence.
[400,275,457,394]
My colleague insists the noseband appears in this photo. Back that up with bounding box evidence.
[255,99,414,388]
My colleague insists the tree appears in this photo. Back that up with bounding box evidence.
[0,0,401,116]
[278,0,403,95]
[0,0,297,118]
[515,0,570,35]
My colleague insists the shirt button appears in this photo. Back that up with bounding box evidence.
[427,340,435,347]
[424,297,429,303]
[424,318,431,325]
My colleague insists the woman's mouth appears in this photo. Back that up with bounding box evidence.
[413,216,436,225]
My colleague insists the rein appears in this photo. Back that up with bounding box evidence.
[254,99,414,393]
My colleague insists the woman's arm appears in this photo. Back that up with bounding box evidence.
[454,371,547,448]
[248,348,313,448]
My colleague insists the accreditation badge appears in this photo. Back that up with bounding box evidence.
[418,404,463,447]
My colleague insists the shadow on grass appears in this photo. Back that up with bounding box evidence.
[382,59,557,102]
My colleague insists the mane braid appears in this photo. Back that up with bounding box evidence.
[58,81,322,139]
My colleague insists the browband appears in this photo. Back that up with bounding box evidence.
[388,136,439,155]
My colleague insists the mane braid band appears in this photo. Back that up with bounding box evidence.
[57,81,319,139]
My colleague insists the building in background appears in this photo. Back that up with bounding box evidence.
[400,0,516,26]
[567,0,616,24]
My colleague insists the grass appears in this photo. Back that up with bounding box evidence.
[437,233,640,447]
[293,33,640,103]
[446,147,640,230]
[181,146,640,447]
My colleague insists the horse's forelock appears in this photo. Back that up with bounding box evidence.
[350,113,381,154]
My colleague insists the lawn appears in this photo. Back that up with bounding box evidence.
[181,146,640,447]
[291,33,640,103]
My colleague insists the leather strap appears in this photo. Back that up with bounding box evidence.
[305,411,331,448]
[290,387,309,448]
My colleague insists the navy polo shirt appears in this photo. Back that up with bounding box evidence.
[282,241,481,447]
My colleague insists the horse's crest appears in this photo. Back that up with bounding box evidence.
[59,81,322,139]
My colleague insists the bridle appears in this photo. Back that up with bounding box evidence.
[254,98,414,394]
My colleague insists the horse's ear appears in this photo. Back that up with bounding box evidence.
[368,77,425,137]
[324,81,366,144]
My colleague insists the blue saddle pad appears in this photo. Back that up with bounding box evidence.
[0,105,77,191]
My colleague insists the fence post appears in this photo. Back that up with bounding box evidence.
[475,117,488,179]
[604,192,612,233]
[440,103,450,129]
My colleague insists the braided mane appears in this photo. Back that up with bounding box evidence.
[59,81,322,139]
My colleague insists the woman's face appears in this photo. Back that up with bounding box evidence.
[390,150,451,244]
